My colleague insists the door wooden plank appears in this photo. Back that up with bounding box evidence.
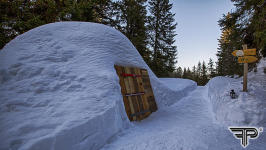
[122,67,137,121]
[141,69,158,112]
[130,67,146,120]
[125,67,142,121]
[114,65,133,121]
[134,68,151,118]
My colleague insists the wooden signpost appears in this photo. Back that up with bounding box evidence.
[232,44,257,92]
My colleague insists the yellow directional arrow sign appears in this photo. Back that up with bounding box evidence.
[243,48,256,56]
[238,56,258,63]
[232,49,256,56]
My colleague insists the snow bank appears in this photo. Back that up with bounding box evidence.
[159,78,196,106]
[0,22,193,150]
[207,58,266,127]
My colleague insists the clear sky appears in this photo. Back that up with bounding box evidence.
[170,0,234,69]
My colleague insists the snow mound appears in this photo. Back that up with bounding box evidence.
[159,78,196,106]
[207,58,266,127]
[0,22,195,150]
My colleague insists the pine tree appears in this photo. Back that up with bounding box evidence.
[217,13,242,76]
[176,67,183,78]
[201,61,208,85]
[148,0,177,77]
[186,67,192,80]
[192,65,197,81]
[182,67,187,79]
[113,0,151,64]
[196,61,202,84]
[207,58,215,78]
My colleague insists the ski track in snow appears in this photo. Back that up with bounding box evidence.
[101,86,266,150]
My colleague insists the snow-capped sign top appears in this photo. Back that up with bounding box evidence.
[0,22,195,150]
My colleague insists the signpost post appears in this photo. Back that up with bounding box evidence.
[242,45,248,92]
[231,44,257,92]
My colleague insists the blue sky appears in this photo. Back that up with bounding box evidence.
[170,0,234,68]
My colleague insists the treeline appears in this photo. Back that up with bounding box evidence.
[171,58,216,86]
[216,0,265,76]
[0,0,177,77]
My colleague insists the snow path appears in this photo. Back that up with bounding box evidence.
[101,86,265,150]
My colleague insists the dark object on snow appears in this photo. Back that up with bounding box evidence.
[230,90,236,99]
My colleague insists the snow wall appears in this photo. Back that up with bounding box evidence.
[0,22,196,150]
[206,58,266,127]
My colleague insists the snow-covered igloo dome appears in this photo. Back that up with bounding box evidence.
[0,22,195,150]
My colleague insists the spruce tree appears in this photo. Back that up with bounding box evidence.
[176,67,183,78]
[182,68,187,79]
[217,13,242,76]
[186,67,192,80]
[195,62,202,84]
[207,58,215,78]
[113,0,151,64]
[192,65,197,81]
[148,0,177,77]
[201,61,208,85]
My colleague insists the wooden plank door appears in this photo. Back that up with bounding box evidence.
[115,65,157,121]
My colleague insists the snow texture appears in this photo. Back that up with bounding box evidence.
[207,58,266,127]
[159,78,196,106]
[0,22,196,150]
